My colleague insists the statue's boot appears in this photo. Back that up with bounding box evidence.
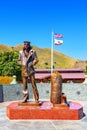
[21,90,29,103]
[33,88,39,104]
[35,99,39,104]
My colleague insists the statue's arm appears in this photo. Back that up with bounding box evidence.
[18,51,22,66]
[32,51,39,66]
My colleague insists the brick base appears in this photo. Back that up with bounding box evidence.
[7,101,83,120]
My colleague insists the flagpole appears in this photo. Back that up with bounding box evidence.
[51,31,54,74]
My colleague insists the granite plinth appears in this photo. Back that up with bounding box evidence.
[7,101,83,120]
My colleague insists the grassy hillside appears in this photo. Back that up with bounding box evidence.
[0,44,12,53]
[13,44,78,69]
[0,43,79,69]
[12,44,23,51]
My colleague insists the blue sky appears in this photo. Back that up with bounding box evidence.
[0,0,87,60]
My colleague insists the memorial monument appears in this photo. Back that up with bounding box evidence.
[6,40,83,120]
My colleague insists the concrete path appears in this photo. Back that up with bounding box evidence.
[0,100,87,130]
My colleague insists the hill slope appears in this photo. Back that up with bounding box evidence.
[0,44,80,69]
[0,44,12,53]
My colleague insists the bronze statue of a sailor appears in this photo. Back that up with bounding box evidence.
[18,41,39,103]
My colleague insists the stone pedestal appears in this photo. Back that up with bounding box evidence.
[7,101,83,120]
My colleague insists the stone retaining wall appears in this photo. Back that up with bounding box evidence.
[0,83,87,102]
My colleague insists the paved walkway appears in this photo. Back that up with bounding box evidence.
[0,100,87,130]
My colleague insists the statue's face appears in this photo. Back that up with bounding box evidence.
[24,42,30,49]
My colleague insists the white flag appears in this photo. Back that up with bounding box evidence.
[54,39,63,45]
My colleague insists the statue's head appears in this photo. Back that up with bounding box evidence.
[23,41,32,51]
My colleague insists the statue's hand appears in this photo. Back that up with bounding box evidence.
[28,62,33,67]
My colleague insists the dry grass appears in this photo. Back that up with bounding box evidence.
[0,44,12,53]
